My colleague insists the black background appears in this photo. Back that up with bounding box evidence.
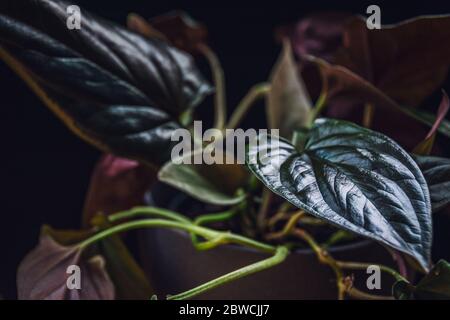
[1,0,450,299]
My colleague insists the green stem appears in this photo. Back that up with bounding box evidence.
[79,218,275,254]
[191,209,237,250]
[194,209,238,226]
[108,206,191,223]
[311,77,328,122]
[336,261,407,283]
[167,246,289,300]
[197,44,227,130]
[226,83,270,129]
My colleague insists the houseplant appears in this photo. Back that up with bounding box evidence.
[1,0,450,299]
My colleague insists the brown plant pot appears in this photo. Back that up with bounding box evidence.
[139,184,398,300]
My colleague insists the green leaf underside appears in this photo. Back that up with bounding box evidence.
[247,118,432,271]
[413,155,450,212]
[158,151,248,206]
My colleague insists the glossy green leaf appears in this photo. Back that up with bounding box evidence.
[394,260,450,300]
[413,155,450,212]
[267,39,312,138]
[0,0,212,167]
[247,118,432,271]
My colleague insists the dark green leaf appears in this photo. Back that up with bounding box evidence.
[247,118,432,271]
[394,260,450,300]
[0,0,212,167]
[413,155,450,212]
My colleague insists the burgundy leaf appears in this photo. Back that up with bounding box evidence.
[17,233,114,300]
[335,16,450,107]
[278,12,352,62]
[144,11,208,54]
[83,154,155,227]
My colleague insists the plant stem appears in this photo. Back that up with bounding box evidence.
[311,76,329,121]
[257,188,273,231]
[108,206,191,223]
[266,211,304,240]
[194,209,238,226]
[167,246,289,300]
[226,83,270,129]
[79,217,275,254]
[292,228,407,300]
[197,44,227,130]
[191,209,237,250]
[336,261,407,283]
[292,228,346,300]
[345,286,394,300]
[363,103,375,128]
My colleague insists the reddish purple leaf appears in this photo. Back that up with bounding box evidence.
[17,233,114,300]
[83,154,155,227]
[129,11,208,54]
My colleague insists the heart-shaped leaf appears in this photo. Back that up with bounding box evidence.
[394,260,450,300]
[267,39,312,139]
[17,232,114,300]
[247,118,432,271]
[0,0,212,167]
[413,155,450,213]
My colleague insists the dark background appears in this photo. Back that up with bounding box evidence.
[1,0,450,299]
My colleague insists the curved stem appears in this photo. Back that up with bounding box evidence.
[292,228,407,300]
[197,44,227,129]
[194,209,237,226]
[167,246,289,300]
[191,209,237,249]
[292,228,346,299]
[79,217,275,254]
[345,286,394,300]
[226,83,270,129]
[266,211,304,240]
[108,206,191,224]
[336,261,407,283]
